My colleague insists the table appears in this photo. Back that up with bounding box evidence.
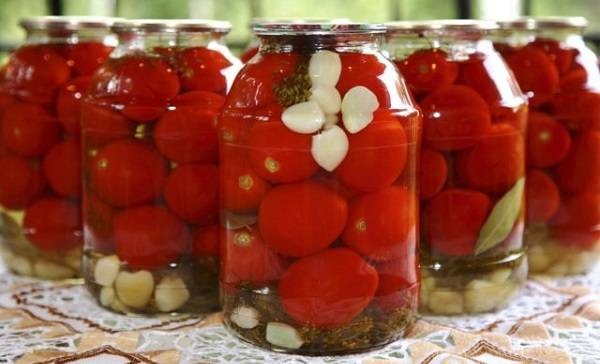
[1,262,598,364]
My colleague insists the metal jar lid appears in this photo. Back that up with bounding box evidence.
[497,17,587,30]
[253,21,386,36]
[20,16,119,31]
[385,19,499,34]
[111,19,231,34]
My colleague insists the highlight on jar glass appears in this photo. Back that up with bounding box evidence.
[0,16,117,279]
[385,20,528,315]
[81,19,241,314]
[495,17,600,276]
[219,21,421,354]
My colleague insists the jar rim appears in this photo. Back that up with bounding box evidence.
[111,19,231,34]
[20,16,120,31]
[497,17,587,30]
[385,19,499,33]
[253,21,386,36]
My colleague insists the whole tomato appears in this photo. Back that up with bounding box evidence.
[175,47,232,94]
[43,140,82,198]
[526,169,560,224]
[56,76,91,135]
[193,224,220,258]
[84,193,115,253]
[1,103,60,157]
[90,140,168,208]
[526,112,571,168]
[554,131,600,194]
[419,148,448,200]
[397,49,458,95]
[220,147,270,213]
[61,42,113,76]
[23,198,81,251]
[506,47,559,107]
[0,155,46,209]
[550,193,600,249]
[80,103,135,146]
[279,248,378,328]
[113,205,190,269]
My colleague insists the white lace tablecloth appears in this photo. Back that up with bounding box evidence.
[0,261,598,364]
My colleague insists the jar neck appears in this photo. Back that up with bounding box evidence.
[257,33,382,54]
[115,30,226,52]
[25,28,116,45]
[385,31,495,61]
[495,28,584,47]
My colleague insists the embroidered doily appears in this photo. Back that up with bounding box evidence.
[1,262,598,364]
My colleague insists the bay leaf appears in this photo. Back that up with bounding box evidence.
[474,177,524,255]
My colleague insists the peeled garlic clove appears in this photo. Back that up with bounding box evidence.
[230,306,260,329]
[34,260,75,280]
[94,255,121,287]
[464,280,501,313]
[310,85,341,114]
[487,268,512,284]
[154,275,191,312]
[311,125,349,171]
[266,322,304,349]
[308,50,342,87]
[341,86,379,134]
[115,270,154,309]
[99,286,115,307]
[10,255,32,276]
[282,101,325,134]
[428,290,464,315]
[110,297,131,314]
[546,262,569,276]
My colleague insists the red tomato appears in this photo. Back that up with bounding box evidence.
[114,55,180,122]
[221,225,284,286]
[1,45,70,103]
[175,47,232,94]
[420,148,448,200]
[90,140,168,208]
[225,52,299,109]
[337,52,390,107]
[526,169,560,225]
[526,112,571,168]
[336,119,407,192]
[507,47,559,107]
[0,155,46,209]
[171,90,225,111]
[62,42,113,76]
[456,123,524,194]
[240,46,259,63]
[248,122,318,183]
[193,224,220,257]
[154,108,218,163]
[559,66,587,92]
[342,186,415,261]
[83,193,115,253]
[551,90,600,132]
[80,103,135,145]
[220,147,270,213]
[113,205,190,269]
[549,193,600,249]
[56,76,91,135]
[373,258,419,312]
[1,103,60,157]
[0,94,16,117]
[279,248,378,328]
[420,85,491,151]
[23,198,81,251]
[528,39,575,74]
[43,140,81,198]
[259,181,348,257]
[423,189,491,257]
[164,164,218,225]
[397,49,458,94]
[554,131,600,194]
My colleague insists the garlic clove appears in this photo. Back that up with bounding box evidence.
[309,85,341,115]
[282,100,325,134]
[308,50,342,87]
[99,286,115,307]
[154,275,191,312]
[427,290,464,315]
[230,306,260,329]
[115,270,154,309]
[94,255,121,287]
[311,125,349,171]
[10,255,33,276]
[487,268,512,284]
[341,86,379,134]
[265,322,304,349]
[34,260,75,280]
[110,297,131,314]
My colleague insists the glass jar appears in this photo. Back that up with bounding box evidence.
[81,19,241,314]
[0,16,117,279]
[495,17,600,276]
[385,20,528,315]
[220,22,421,354]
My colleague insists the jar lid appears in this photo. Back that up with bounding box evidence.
[20,16,119,31]
[111,19,231,34]
[253,21,386,36]
[385,19,499,33]
[497,17,587,30]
